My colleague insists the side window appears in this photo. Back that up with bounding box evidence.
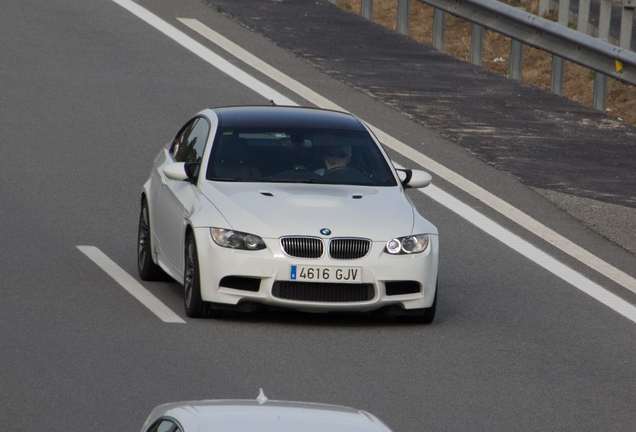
[146,418,181,432]
[170,117,211,163]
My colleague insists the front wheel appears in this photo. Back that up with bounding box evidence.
[184,233,208,318]
[138,198,167,281]
[396,282,437,324]
[184,233,223,319]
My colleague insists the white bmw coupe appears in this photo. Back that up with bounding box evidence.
[138,106,439,323]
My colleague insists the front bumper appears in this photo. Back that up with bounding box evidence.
[193,228,439,313]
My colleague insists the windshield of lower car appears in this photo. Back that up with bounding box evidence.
[206,127,397,186]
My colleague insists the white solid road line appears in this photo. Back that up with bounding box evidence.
[177,18,636,299]
[423,186,636,323]
[177,18,342,112]
[77,246,185,323]
[110,2,636,323]
[110,0,297,107]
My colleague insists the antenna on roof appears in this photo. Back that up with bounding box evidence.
[269,100,277,106]
[257,388,269,404]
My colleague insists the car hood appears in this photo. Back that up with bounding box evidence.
[198,182,434,240]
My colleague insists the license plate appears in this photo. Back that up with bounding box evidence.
[290,265,362,283]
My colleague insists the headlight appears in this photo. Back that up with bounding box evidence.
[211,228,266,250]
[384,234,429,254]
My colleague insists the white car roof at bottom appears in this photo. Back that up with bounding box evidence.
[141,392,393,432]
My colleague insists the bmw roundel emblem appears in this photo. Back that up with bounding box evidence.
[320,228,332,236]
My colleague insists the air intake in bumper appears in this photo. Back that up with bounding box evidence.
[385,281,421,296]
[272,281,375,302]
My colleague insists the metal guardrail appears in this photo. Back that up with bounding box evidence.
[332,0,636,112]
[425,0,636,85]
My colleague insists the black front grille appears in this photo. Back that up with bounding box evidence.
[329,238,371,259]
[280,237,324,258]
[273,281,375,302]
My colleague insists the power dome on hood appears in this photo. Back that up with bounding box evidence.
[199,182,418,240]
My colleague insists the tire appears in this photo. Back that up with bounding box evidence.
[137,198,167,281]
[396,282,437,324]
[184,232,224,318]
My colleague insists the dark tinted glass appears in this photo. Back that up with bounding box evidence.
[146,418,180,432]
[171,118,210,163]
[206,127,396,186]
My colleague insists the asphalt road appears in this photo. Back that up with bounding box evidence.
[1,1,636,431]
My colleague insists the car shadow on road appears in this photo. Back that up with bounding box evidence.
[214,308,452,328]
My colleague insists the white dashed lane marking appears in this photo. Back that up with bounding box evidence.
[77,246,185,324]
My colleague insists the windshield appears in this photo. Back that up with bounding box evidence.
[206,127,397,186]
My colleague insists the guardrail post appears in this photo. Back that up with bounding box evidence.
[550,6,568,98]
[432,9,446,51]
[558,0,570,25]
[509,39,524,81]
[620,0,635,49]
[593,72,608,111]
[551,56,565,96]
[397,0,410,35]
[592,0,612,112]
[470,24,484,67]
[577,0,591,34]
[538,0,550,16]
[598,0,612,40]
[361,0,373,20]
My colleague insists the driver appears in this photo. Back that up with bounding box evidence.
[315,146,352,175]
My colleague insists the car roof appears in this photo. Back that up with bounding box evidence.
[149,399,391,432]
[212,106,366,131]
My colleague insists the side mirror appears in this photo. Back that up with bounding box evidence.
[162,162,199,182]
[396,169,432,189]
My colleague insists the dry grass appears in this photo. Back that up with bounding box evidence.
[339,0,636,126]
